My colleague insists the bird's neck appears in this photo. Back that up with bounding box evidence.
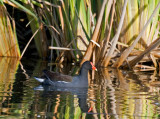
[79,68,89,79]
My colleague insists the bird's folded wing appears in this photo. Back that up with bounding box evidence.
[43,70,73,82]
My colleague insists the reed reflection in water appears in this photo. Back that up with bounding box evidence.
[0,58,160,118]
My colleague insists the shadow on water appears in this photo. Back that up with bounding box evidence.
[0,57,160,118]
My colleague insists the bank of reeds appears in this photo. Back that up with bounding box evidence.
[0,3,20,57]
[2,0,160,69]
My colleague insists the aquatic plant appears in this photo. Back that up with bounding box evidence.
[1,0,160,70]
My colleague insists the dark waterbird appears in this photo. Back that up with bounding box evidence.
[34,61,97,87]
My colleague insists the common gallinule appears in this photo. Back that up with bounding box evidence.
[34,61,97,87]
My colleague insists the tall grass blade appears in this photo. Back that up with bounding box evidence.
[80,0,108,65]
[103,0,128,67]
[9,0,37,19]
[99,0,115,63]
[24,3,48,58]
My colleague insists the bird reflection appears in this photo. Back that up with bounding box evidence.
[34,85,90,115]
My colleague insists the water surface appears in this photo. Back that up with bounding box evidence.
[0,58,160,119]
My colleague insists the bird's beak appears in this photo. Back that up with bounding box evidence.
[90,62,97,71]
[93,67,97,71]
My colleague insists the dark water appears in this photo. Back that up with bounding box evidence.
[0,58,160,119]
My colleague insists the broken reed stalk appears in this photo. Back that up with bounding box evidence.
[49,46,86,52]
[20,29,39,59]
[55,36,87,62]
[80,0,108,65]
[128,37,160,68]
[113,2,160,68]
[103,0,128,67]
